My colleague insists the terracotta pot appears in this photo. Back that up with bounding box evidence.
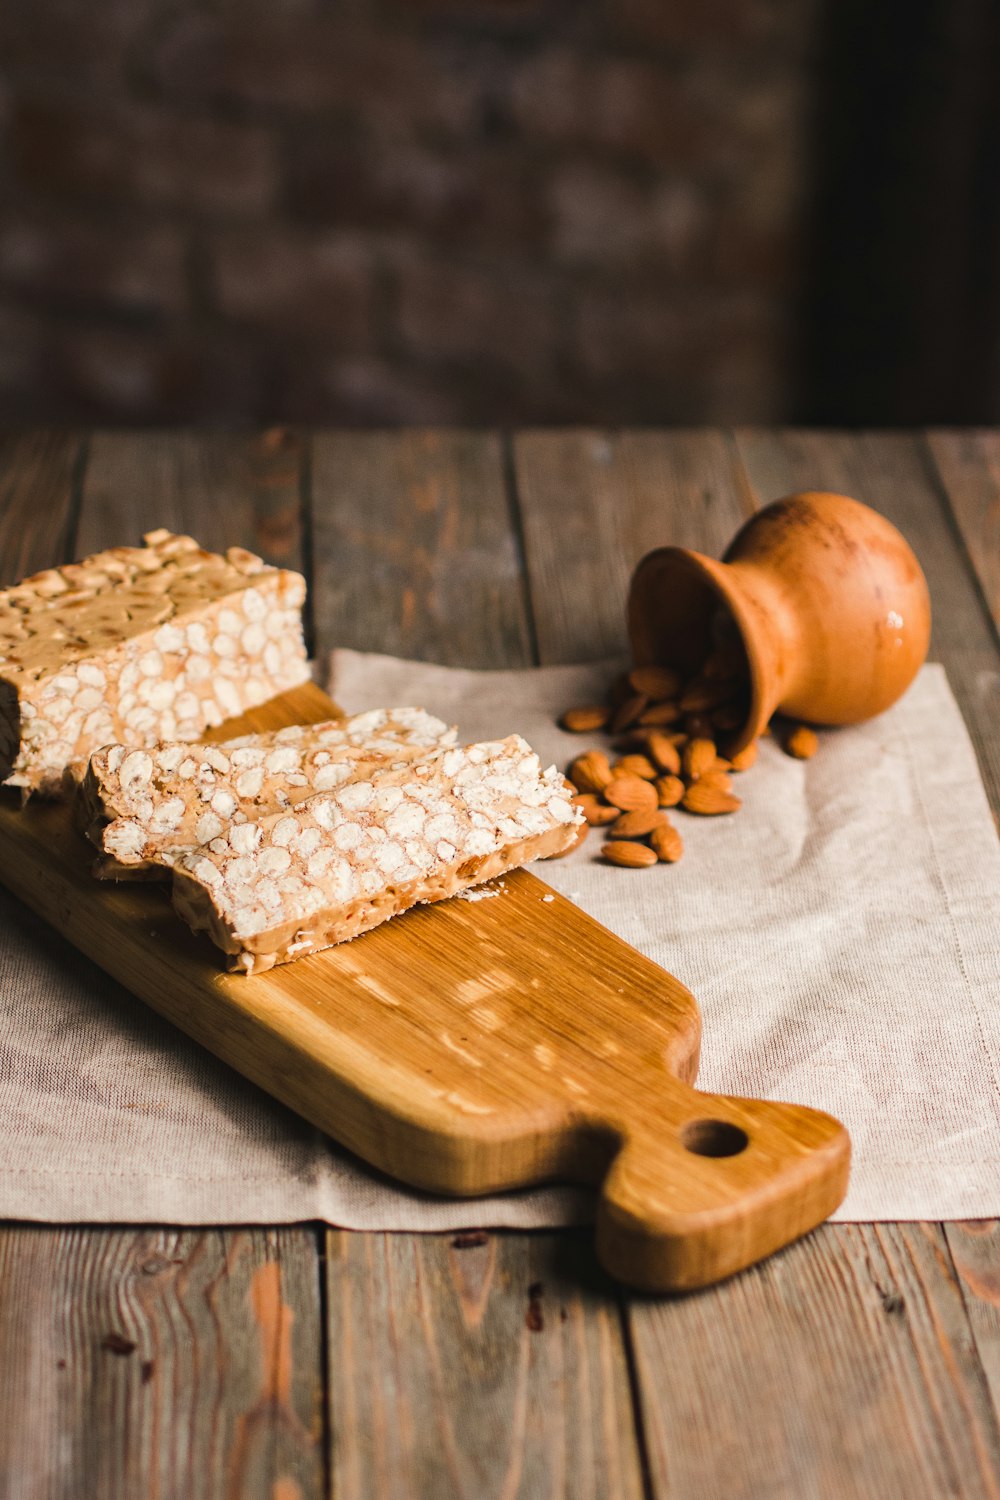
[627,492,931,755]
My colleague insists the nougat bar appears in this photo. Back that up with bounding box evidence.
[171,735,582,974]
[81,708,457,879]
[0,529,309,797]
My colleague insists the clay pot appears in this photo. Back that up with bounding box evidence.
[627,492,931,755]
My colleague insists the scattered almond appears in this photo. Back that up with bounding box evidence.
[784,725,819,760]
[560,704,609,734]
[729,742,758,772]
[604,774,658,813]
[610,693,648,734]
[568,750,613,795]
[556,631,824,874]
[638,700,682,727]
[609,808,667,839]
[573,793,620,826]
[614,752,658,781]
[682,782,742,815]
[629,665,682,700]
[646,731,681,776]
[682,737,717,781]
[698,768,734,795]
[650,824,684,863]
[603,840,658,869]
[655,774,685,808]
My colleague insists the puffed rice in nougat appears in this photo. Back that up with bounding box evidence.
[81,708,457,880]
[171,734,583,974]
[0,529,310,798]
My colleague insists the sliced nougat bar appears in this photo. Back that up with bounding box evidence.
[171,735,582,974]
[0,529,309,797]
[81,708,457,878]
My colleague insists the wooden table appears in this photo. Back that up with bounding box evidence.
[1,427,999,1499]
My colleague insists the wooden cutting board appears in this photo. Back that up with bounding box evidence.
[0,681,850,1291]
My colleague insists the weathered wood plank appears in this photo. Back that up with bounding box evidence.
[325,1229,645,1500]
[925,431,1000,638]
[310,430,533,669]
[631,1223,1000,1500]
[733,428,1000,810]
[512,428,1000,1500]
[0,434,325,1499]
[314,429,646,1500]
[75,428,306,571]
[512,428,752,663]
[0,1226,324,1500]
[946,1222,1000,1421]
[0,430,85,586]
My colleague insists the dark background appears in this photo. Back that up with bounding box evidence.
[1,0,998,427]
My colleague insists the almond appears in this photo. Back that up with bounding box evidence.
[646,731,681,776]
[568,750,613,794]
[638,700,682,727]
[729,741,758,772]
[603,840,658,868]
[784,725,819,760]
[609,808,667,838]
[573,793,619,826]
[613,752,658,781]
[607,672,634,710]
[629,665,682,700]
[604,774,658,813]
[682,782,742,815]
[610,692,648,734]
[544,819,590,858]
[698,768,734,795]
[650,823,684,863]
[682,737,717,781]
[655,774,685,808]
[560,704,609,734]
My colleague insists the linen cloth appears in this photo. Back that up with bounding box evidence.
[0,651,997,1225]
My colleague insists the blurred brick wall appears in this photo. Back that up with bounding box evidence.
[0,0,820,425]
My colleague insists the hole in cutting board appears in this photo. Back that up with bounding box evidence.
[681,1120,749,1158]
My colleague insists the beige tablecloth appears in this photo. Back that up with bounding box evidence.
[1,652,998,1225]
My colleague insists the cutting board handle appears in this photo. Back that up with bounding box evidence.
[595,1083,850,1291]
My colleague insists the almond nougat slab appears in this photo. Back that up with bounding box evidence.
[0,529,310,797]
[171,735,583,973]
[80,708,457,879]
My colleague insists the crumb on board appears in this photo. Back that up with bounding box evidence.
[542,894,555,903]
